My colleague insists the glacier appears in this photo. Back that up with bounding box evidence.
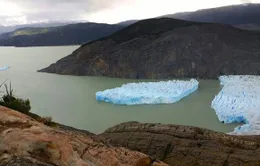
[0,66,10,71]
[230,109,260,135]
[211,75,260,135]
[96,79,199,105]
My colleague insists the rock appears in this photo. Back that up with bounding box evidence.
[100,122,260,166]
[0,107,168,166]
[39,18,260,79]
[135,157,156,166]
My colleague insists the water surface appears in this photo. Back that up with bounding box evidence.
[0,46,238,134]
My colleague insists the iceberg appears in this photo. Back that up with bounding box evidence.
[96,79,199,105]
[0,66,10,71]
[211,75,260,135]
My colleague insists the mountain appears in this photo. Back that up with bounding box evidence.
[234,23,260,31]
[112,4,260,31]
[39,18,260,79]
[164,3,260,30]
[116,20,139,26]
[0,22,125,47]
[0,21,86,34]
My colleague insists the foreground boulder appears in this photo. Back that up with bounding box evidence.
[100,122,260,166]
[0,107,167,166]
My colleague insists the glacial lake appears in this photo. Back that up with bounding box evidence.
[0,46,238,134]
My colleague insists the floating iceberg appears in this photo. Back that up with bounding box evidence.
[0,66,10,71]
[211,75,260,135]
[96,79,199,105]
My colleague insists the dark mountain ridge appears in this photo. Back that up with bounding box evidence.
[39,18,260,79]
[0,22,125,47]
[0,21,86,34]
[165,3,260,30]
[121,4,260,31]
[1,4,259,47]
[81,18,206,47]
[166,3,260,24]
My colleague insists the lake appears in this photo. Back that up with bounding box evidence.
[0,46,238,134]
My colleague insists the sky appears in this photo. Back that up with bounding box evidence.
[0,0,259,26]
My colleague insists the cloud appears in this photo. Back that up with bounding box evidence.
[0,0,135,25]
[0,0,259,25]
[240,0,252,3]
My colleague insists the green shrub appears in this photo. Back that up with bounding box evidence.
[0,80,7,94]
[0,95,31,113]
[0,81,56,127]
[0,81,31,113]
[37,116,54,126]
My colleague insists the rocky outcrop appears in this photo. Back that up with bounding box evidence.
[2,105,260,166]
[0,107,167,166]
[100,122,260,166]
[39,18,260,79]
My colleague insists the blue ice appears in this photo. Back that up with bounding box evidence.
[96,79,199,105]
[0,66,10,71]
[211,75,260,135]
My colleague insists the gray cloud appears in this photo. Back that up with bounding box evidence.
[0,0,259,26]
[0,0,130,25]
[12,0,129,16]
[240,0,252,2]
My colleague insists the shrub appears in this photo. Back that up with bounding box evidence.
[41,116,53,126]
[0,81,56,127]
[37,116,55,126]
[0,96,31,113]
[0,81,31,113]
[0,80,7,94]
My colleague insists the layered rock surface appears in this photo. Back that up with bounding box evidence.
[39,18,260,79]
[100,122,260,166]
[0,106,167,166]
[2,105,260,166]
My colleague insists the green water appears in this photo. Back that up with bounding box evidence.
[0,46,238,134]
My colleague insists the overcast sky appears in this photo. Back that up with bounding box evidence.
[0,0,259,26]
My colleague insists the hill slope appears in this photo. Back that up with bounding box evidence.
[234,23,260,31]
[114,4,260,31]
[165,3,260,30]
[116,20,139,26]
[0,21,85,34]
[39,18,260,79]
[0,22,125,47]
